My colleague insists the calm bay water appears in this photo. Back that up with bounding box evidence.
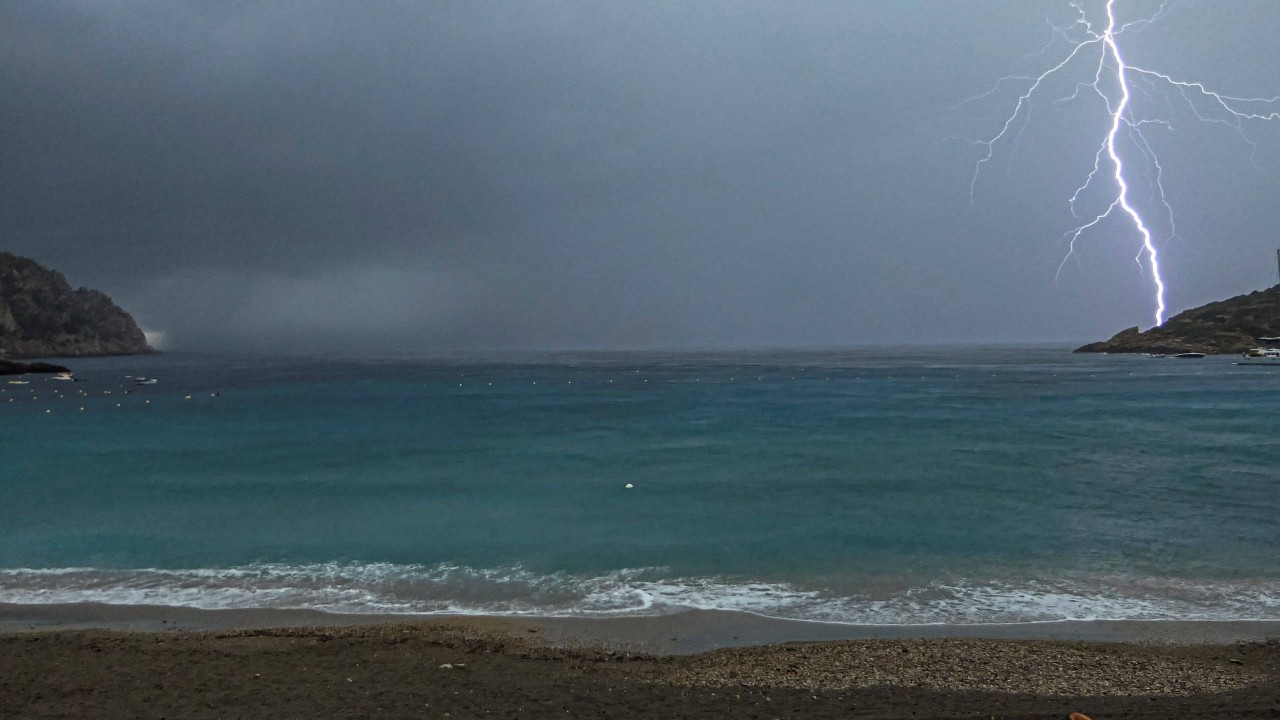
[2,348,1278,623]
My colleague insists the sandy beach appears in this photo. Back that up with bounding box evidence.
[3,605,1278,718]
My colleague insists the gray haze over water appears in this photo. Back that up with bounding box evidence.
[3,1,1279,353]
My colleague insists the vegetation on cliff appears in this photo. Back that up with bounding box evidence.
[1075,285,1280,354]
[0,252,154,359]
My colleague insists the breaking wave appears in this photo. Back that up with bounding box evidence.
[3,563,1279,625]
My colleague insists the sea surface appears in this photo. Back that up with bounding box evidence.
[2,348,1278,625]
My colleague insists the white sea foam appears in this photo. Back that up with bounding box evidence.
[2,564,1278,624]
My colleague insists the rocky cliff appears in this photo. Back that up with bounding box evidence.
[0,252,154,358]
[1075,285,1280,354]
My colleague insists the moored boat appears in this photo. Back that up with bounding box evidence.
[1237,347,1280,366]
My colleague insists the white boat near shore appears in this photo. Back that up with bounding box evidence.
[1237,347,1280,366]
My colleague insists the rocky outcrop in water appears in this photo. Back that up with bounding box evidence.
[1075,285,1280,354]
[0,252,154,359]
[0,359,71,376]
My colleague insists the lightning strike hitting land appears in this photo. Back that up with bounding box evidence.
[964,0,1280,327]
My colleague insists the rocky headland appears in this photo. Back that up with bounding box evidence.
[1075,285,1280,354]
[0,252,153,359]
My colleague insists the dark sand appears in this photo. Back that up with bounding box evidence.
[2,604,1279,719]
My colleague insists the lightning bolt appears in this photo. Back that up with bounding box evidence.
[963,0,1280,327]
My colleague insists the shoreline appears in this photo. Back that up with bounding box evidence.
[3,605,1278,718]
[4,602,1279,654]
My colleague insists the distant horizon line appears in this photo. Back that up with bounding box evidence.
[65,340,1094,362]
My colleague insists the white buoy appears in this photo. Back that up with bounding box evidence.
[625,483,634,489]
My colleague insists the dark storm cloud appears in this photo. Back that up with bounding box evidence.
[3,1,1280,352]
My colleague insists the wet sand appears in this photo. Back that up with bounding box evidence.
[2,604,1279,718]
[4,602,1280,652]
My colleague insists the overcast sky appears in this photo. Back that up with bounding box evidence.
[3,0,1279,353]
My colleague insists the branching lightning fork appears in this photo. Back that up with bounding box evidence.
[965,0,1280,326]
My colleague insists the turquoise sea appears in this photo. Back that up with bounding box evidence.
[2,348,1278,624]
